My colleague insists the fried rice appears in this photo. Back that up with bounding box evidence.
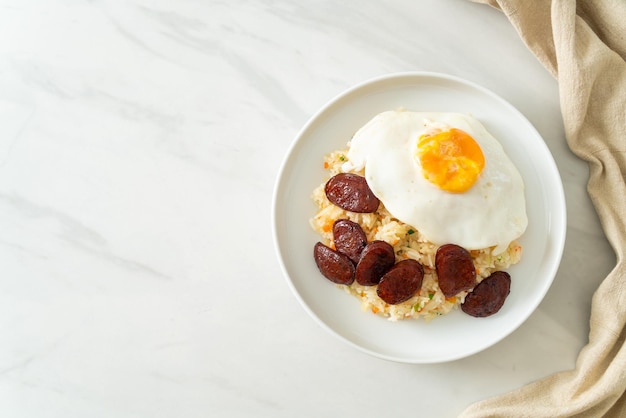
[310,148,522,321]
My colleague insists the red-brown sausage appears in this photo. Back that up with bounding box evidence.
[355,240,395,286]
[332,219,367,265]
[313,242,355,285]
[325,173,380,213]
[435,244,476,298]
[377,259,424,305]
[461,271,511,317]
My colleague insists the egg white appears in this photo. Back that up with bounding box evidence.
[344,110,527,254]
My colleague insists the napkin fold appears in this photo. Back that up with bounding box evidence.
[461,0,626,417]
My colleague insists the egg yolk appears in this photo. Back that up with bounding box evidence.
[417,128,485,193]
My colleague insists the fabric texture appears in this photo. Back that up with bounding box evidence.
[460,0,626,417]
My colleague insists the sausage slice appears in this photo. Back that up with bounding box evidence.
[355,240,395,286]
[325,173,380,213]
[435,244,476,298]
[377,259,424,305]
[332,219,367,265]
[313,242,355,285]
[461,271,511,317]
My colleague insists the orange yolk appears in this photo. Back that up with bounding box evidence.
[417,128,485,193]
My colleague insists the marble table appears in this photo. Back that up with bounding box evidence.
[0,1,615,416]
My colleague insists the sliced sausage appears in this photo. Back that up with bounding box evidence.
[355,240,395,286]
[325,173,380,213]
[435,244,476,298]
[377,259,424,305]
[313,242,355,285]
[333,219,367,265]
[461,271,511,317]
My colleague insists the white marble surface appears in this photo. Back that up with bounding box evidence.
[0,1,616,416]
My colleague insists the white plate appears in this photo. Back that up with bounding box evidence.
[272,72,566,363]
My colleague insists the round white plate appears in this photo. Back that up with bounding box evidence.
[272,72,566,363]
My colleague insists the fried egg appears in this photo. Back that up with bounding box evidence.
[344,110,527,254]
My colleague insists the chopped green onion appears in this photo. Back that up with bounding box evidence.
[428,293,434,300]
[407,229,415,235]
[339,155,345,161]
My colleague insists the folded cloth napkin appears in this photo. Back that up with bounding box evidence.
[460,0,626,417]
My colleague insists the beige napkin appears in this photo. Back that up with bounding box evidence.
[459,0,626,417]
